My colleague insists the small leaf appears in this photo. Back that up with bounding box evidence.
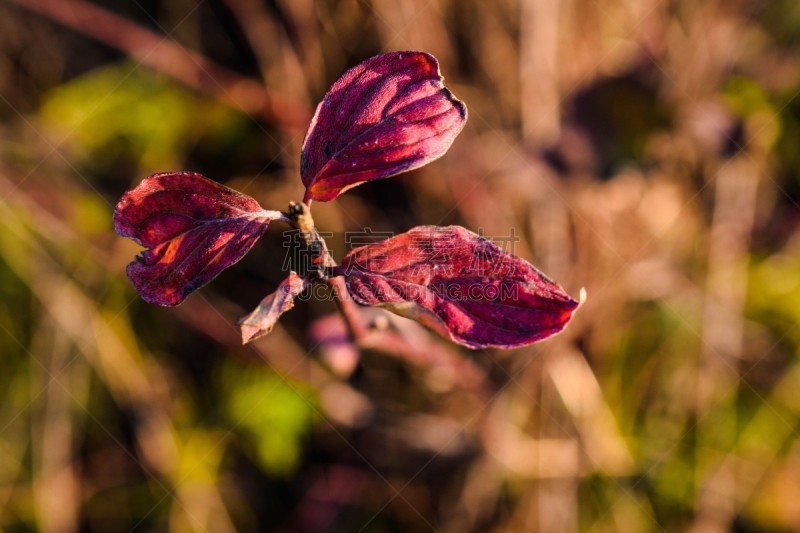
[301,51,467,203]
[114,171,283,306]
[239,272,308,344]
[333,226,579,349]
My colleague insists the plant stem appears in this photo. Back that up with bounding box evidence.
[286,201,488,395]
[288,201,367,339]
[328,276,369,339]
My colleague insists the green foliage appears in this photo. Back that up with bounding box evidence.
[724,75,782,152]
[749,246,800,348]
[759,0,800,45]
[724,76,776,119]
[39,62,248,170]
[221,362,319,477]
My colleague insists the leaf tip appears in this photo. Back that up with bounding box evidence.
[441,86,467,122]
[239,321,267,345]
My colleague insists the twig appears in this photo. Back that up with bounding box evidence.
[327,275,370,340]
[288,201,489,394]
[288,201,370,340]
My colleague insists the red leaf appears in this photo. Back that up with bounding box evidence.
[239,271,308,344]
[333,226,580,349]
[114,171,284,306]
[301,51,467,203]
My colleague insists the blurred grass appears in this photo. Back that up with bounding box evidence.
[39,62,251,170]
[2,0,800,531]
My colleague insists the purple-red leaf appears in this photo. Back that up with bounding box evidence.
[300,51,467,203]
[114,171,283,306]
[333,226,580,349]
[239,271,308,344]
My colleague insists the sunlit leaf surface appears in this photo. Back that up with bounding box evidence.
[301,51,466,202]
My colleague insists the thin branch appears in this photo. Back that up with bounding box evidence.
[287,201,489,394]
[327,275,370,340]
[288,201,370,340]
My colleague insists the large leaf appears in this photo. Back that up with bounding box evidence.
[333,226,579,349]
[300,51,467,203]
[114,171,283,306]
[239,271,308,344]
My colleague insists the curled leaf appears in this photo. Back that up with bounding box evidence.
[239,271,308,343]
[333,226,579,349]
[301,51,467,203]
[114,171,283,306]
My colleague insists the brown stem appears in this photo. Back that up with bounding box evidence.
[327,276,369,340]
[286,202,488,395]
[288,201,368,339]
[288,201,318,242]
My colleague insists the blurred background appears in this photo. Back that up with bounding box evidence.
[2,0,800,531]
